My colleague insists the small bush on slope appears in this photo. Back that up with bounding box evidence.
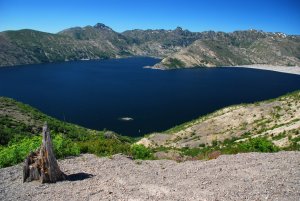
[78,138,131,157]
[0,136,41,168]
[52,134,80,158]
[178,137,280,161]
[130,144,153,160]
[237,137,279,152]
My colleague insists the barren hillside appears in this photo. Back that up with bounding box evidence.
[138,91,300,149]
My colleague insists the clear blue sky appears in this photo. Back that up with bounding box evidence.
[0,0,299,34]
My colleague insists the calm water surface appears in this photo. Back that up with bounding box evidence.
[0,57,300,136]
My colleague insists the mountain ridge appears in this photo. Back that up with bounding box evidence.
[155,30,300,68]
[0,23,300,68]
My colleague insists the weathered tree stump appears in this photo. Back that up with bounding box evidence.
[23,123,65,183]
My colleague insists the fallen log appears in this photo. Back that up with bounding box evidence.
[23,123,65,183]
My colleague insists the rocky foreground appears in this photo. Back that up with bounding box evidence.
[0,152,299,201]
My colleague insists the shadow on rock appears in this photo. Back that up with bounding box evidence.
[66,172,94,181]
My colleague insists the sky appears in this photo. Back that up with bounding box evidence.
[0,0,299,34]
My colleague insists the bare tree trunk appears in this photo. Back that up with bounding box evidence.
[23,123,65,183]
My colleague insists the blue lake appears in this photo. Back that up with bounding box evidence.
[0,57,300,136]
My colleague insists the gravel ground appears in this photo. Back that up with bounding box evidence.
[1,152,299,201]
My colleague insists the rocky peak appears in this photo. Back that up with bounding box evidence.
[93,23,112,31]
[175,26,183,31]
[174,26,184,33]
[173,26,190,35]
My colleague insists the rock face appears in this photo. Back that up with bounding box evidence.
[23,123,65,183]
[1,152,300,200]
[1,24,299,68]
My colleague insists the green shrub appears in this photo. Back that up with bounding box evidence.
[0,134,80,168]
[52,134,80,158]
[0,116,34,145]
[130,144,153,160]
[212,140,219,146]
[285,136,300,151]
[181,147,203,157]
[198,143,206,147]
[0,136,41,168]
[237,137,279,152]
[78,138,131,157]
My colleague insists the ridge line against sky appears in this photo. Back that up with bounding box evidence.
[0,0,299,34]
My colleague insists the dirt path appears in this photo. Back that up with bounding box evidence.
[1,152,299,201]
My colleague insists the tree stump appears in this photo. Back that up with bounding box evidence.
[23,123,65,183]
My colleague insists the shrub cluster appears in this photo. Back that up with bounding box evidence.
[0,134,80,168]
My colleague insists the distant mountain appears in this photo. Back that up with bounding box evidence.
[58,23,132,56]
[59,23,116,40]
[0,29,118,66]
[0,23,300,68]
[122,27,202,57]
[154,30,300,68]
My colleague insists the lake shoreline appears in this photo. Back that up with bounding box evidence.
[145,64,300,75]
[1,57,300,136]
[225,64,300,75]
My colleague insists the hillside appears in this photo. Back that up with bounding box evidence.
[0,29,117,67]
[1,91,300,200]
[1,91,300,168]
[58,23,132,56]
[0,97,134,168]
[154,30,300,68]
[1,24,300,68]
[122,27,202,57]
[137,91,300,158]
[1,152,299,200]
[0,96,98,145]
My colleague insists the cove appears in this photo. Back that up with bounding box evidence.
[0,57,300,137]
